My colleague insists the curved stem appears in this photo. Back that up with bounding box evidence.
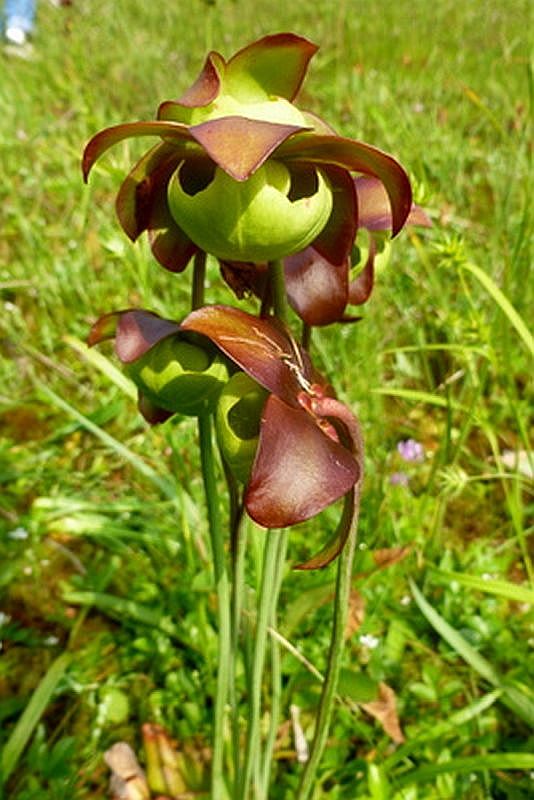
[197,413,232,799]
[267,259,290,326]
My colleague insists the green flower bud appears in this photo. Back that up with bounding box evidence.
[216,372,268,483]
[126,334,228,417]
[167,160,333,263]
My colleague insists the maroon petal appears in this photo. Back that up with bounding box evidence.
[285,247,348,326]
[355,176,432,231]
[348,243,375,306]
[115,142,182,241]
[181,305,310,403]
[312,167,358,267]
[294,488,357,570]
[159,51,225,115]
[88,311,124,346]
[189,117,307,181]
[245,395,359,528]
[82,121,196,182]
[114,310,180,363]
[138,393,174,425]
[277,134,412,236]
[226,33,318,101]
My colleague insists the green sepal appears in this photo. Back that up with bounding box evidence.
[216,372,268,483]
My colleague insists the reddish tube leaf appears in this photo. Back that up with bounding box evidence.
[311,166,357,267]
[245,395,359,528]
[226,33,318,101]
[189,117,307,181]
[277,134,412,237]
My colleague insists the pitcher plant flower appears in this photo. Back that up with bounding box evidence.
[181,304,364,570]
[82,33,412,279]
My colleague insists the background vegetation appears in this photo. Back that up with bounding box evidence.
[0,0,532,797]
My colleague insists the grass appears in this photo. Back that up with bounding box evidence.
[1,0,532,798]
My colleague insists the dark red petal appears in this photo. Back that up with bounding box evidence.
[226,33,318,101]
[88,311,123,346]
[181,305,308,403]
[115,310,180,363]
[189,117,307,181]
[277,134,412,236]
[115,142,182,241]
[312,167,358,267]
[285,247,348,326]
[294,393,364,568]
[82,121,196,182]
[245,395,359,527]
[159,51,225,114]
[138,393,174,425]
[355,176,432,231]
[348,242,375,306]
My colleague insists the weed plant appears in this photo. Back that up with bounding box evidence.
[0,1,532,798]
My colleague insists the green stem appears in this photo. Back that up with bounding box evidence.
[230,507,248,784]
[239,531,281,800]
[198,413,232,799]
[260,530,288,796]
[296,416,364,800]
[267,259,291,325]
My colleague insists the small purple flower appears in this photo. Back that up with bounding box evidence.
[397,438,425,463]
[390,471,409,487]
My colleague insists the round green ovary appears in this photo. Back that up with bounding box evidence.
[126,337,228,416]
[168,160,333,262]
[216,373,267,483]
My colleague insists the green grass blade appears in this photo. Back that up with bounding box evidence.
[371,387,466,412]
[396,753,534,787]
[410,580,534,726]
[1,652,71,783]
[63,335,137,400]
[36,382,177,500]
[62,589,192,648]
[462,261,534,356]
[430,568,534,604]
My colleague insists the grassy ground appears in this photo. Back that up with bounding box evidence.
[0,1,532,798]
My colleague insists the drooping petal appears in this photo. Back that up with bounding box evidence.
[225,33,318,102]
[277,134,412,236]
[312,166,358,266]
[285,247,348,326]
[293,488,357,570]
[87,310,123,346]
[137,393,174,425]
[189,117,307,181]
[294,392,364,568]
[348,244,375,305]
[114,310,181,363]
[82,121,196,182]
[115,141,181,240]
[181,305,311,404]
[355,176,432,231]
[245,394,359,527]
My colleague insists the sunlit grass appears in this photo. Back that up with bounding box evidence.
[1,1,532,798]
